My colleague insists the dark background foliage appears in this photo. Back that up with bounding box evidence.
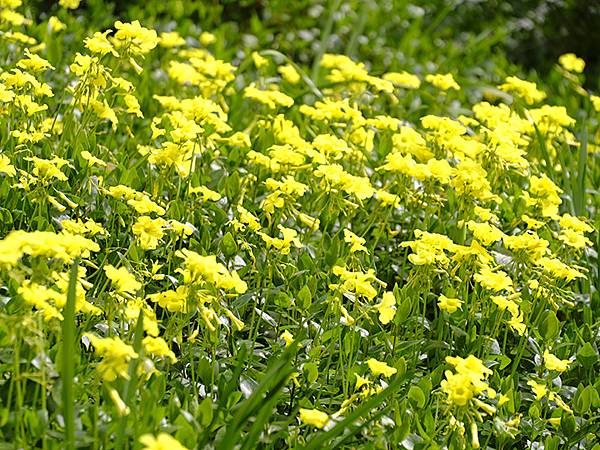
[29,0,600,87]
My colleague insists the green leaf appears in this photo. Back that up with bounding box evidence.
[576,342,597,368]
[221,232,237,257]
[408,385,426,409]
[560,413,576,437]
[198,397,214,427]
[297,285,312,310]
[303,362,319,384]
[539,310,560,341]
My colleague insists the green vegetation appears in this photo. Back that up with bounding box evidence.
[0,1,598,449]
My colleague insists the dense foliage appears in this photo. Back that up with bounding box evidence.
[0,1,599,449]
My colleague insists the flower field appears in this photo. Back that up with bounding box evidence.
[0,1,599,449]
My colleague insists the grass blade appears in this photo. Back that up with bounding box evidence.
[62,258,79,450]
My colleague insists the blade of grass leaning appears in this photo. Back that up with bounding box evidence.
[115,310,144,448]
[302,371,410,450]
[575,125,588,216]
[62,258,79,450]
[217,341,298,450]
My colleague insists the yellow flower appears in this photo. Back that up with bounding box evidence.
[474,267,513,292]
[176,249,247,293]
[280,330,294,347]
[85,31,118,56]
[558,53,585,73]
[355,374,371,390]
[48,16,66,32]
[498,76,546,104]
[0,154,16,177]
[299,408,329,429]
[527,380,548,400]
[376,292,396,324]
[425,73,460,91]
[543,350,571,372]
[59,0,80,9]
[437,295,463,314]
[143,336,177,363]
[139,433,188,450]
[383,71,420,89]
[132,216,166,250]
[84,333,138,381]
[104,265,141,294]
[252,51,269,69]
[343,229,367,253]
[244,85,294,109]
[278,64,301,84]
[366,358,397,377]
[199,31,216,46]
[441,371,474,406]
[467,221,504,246]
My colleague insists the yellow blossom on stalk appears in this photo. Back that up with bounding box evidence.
[85,31,118,56]
[401,230,457,266]
[199,31,216,46]
[124,94,143,117]
[139,433,189,450]
[537,256,585,281]
[527,380,548,400]
[355,374,371,390]
[558,228,592,249]
[244,85,294,109]
[259,226,303,255]
[438,295,463,314]
[467,221,504,246]
[18,281,64,321]
[383,71,420,89]
[366,358,397,377]
[280,330,294,347]
[159,31,186,48]
[504,231,550,260]
[474,267,513,292]
[132,216,166,250]
[558,53,585,73]
[343,229,367,253]
[299,408,329,429]
[522,214,544,230]
[252,51,269,69]
[376,292,396,324]
[146,286,189,313]
[543,350,571,372]
[0,230,99,267]
[61,218,106,237]
[142,336,177,363]
[0,154,16,177]
[81,150,107,167]
[441,355,493,406]
[559,213,593,233]
[425,73,460,90]
[113,20,158,55]
[108,388,130,416]
[48,16,66,32]
[297,213,320,231]
[331,266,383,300]
[176,249,247,293]
[189,185,221,201]
[84,334,138,381]
[104,265,141,294]
[278,63,301,84]
[59,0,80,8]
[499,76,546,104]
[17,49,54,73]
[590,95,600,112]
